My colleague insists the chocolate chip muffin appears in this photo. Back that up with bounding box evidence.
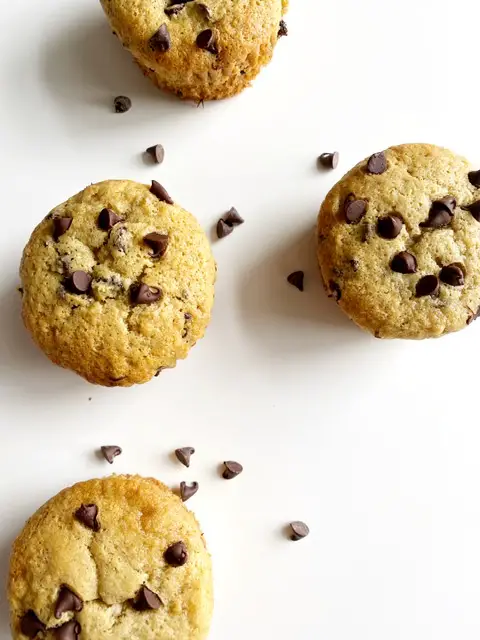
[317,144,480,339]
[100,0,289,101]
[8,475,213,640]
[20,180,216,386]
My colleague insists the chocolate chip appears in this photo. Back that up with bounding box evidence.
[468,170,480,187]
[223,207,244,227]
[278,20,288,37]
[154,367,165,377]
[53,620,81,640]
[440,263,464,286]
[130,283,162,305]
[165,1,193,17]
[344,196,367,224]
[149,24,171,52]
[164,541,188,566]
[289,521,310,541]
[287,271,304,291]
[100,445,122,464]
[222,460,243,479]
[362,222,374,242]
[350,259,359,272]
[196,29,217,54]
[184,312,192,320]
[150,180,173,205]
[466,201,480,222]
[366,151,387,175]
[318,152,339,169]
[415,275,439,297]
[67,271,92,294]
[114,96,131,113]
[435,196,456,213]
[175,447,195,467]
[55,586,83,619]
[144,232,169,258]
[467,306,480,325]
[53,217,72,241]
[421,199,456,228]
[197,3,212,19]
[98,208,123,231]
[216,219,234,238]
[20,611,46,638]
[376,215,403,239]
[74,504,100,531]
[180,481,199,501]
[390,251,417,274]
[146,144,165,164]
[329,281,341,301]
[132,586,163,611]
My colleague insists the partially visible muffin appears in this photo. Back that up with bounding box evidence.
[317,144,480,339]
[20,180,216,386]
[100,0,289,101]
[8,475,213,640]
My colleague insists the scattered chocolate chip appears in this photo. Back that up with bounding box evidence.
[130,283,162,305]
[421,199,456,228]
[376,214,403,239]
[196,29,217,54]
[164,541,188,566]
[329,281,341,301]
[362,222,374,242]
[149,24,171,52]
[98,208,123,231]
[53,620,81,640]
[415,275,439,297]
[55,586,83,619]
[318,152,339,169]
[440,263,464,286]
[344,196,367,224]
[144,232,169,258]
[390,251,417,274]
[150,180,173,205]
[175,447,195,468]
[223,207,244,227]
[53,217,72,241]
[466,201,480,222]
[350,259,359,272]
[287,271,304,291]
[366,151,387,175]
[146,144,165,164]
[222,460,243,480]
[114,96,131,113]
[289,521,310,541]
[67,271,92,294]
[100,445,122,464]
[132,586,163,611]
[20,611,46,638]
[180,481,199,502]
[468,170,480,187]
[278,20,288,37]
[74,504,100,531]
[216,219,234,239]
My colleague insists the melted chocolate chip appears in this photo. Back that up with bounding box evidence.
[149,24,171,52]
[132,586,163,611]
[131,283,162,305]
[415,275,439,297]
[114,96,131,113]
[20,611,46,638]
[289,521,310,541]
[55,586,83,619]
[98,208,123,231]
[390,251,417,274]
[164,541,188,566]
[100,445,122,464]
[196,29,217,54]
[53,620,81,640]
[150,180,173,204]
[366,151,387,175]
[468,170,480,187]
[344,196,367,224]
[67,271,92,294]
[180,481,199,502]
[287,271,304,291]
[376,215,403,239]
[175,447,195,467]
[144,232,169,258]
[278,20,288,37]
[53,217,72,241]
[222,460,243,479]
[74,504,100,531]
[439,263,464,287]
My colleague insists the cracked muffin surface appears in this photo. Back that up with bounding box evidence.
[317,143,480,339]
[20,180,216,386]
[100,0,289,101]
[8,475,213,640]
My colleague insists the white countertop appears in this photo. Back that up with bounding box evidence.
[1,0,480,638]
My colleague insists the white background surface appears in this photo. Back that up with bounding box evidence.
[1,0,480,638]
